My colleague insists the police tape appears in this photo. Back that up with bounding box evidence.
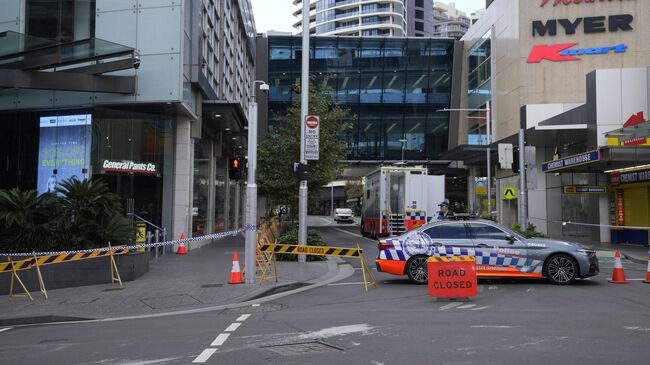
[528,216,650,230]
[0,229,244,257]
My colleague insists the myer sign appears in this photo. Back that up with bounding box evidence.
[102,160,157,174]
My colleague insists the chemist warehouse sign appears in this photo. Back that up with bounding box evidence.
[527,3,634,63]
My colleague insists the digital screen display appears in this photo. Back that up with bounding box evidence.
[37,114,92,195]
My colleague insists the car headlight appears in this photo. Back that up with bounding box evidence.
[577,249,596,256]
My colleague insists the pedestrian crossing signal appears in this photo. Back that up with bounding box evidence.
[229,158,242,181]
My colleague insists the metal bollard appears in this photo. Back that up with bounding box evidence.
[146,231,153,254]
[154,229,160,259]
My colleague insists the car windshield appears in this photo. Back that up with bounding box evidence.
[336,209,352,214]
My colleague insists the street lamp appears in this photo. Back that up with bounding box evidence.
[245,79,268,284]
[438,102,493,218]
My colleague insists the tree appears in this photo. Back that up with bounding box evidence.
[258,77,351,212]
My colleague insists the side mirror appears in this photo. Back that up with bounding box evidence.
[505,235,516,243]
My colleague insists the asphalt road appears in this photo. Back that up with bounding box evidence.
[2,219,650,364]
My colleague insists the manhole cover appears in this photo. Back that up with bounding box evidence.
[262,341,344,355]
[223,302,285,315]
[201,284,224,288]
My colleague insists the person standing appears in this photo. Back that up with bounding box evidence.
[435,198,455,221]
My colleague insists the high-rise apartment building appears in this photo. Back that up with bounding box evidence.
[293,0,433,37]
[432,1,472,39]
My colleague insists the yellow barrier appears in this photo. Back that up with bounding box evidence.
[259,243,377,292]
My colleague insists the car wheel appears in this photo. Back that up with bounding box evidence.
[406,255,429,284]
[544,254,578,285]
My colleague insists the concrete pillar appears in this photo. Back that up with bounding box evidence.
[468,166,478,215]
[172,116,194,248]
[599,193,611,243]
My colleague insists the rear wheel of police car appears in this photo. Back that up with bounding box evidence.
[544,254,578,285]
[406,255,429,284]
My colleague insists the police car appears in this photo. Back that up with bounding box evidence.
[375,219,599,285]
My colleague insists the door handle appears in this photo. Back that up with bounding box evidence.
[432,242,442,247]
[476,243,489,248]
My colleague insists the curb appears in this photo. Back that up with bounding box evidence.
[621,252,647,265]
[4,258,356,329]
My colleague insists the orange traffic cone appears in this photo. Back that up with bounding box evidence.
[177,232,187,255]
[228,251,243,284]
[643,251,650,284]
[608,250,629,284]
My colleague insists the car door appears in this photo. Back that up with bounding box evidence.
[421,222,475,257]
[467,222,531,277]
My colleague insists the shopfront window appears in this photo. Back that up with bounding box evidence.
[91,108,174,228]
[192,138,211,236]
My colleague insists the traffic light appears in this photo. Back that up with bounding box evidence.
[512,147,520,173]
[229,157,242,181]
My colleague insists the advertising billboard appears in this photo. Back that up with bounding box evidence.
[37,114,92,195]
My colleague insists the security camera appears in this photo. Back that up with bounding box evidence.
[259,83,269,92]
[133,53,141,70]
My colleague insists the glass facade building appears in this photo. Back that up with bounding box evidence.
[264,35,456,162]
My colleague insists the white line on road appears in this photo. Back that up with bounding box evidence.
[192,349,217,363]
[457,304,476,309]
[471,306,489,311]
[224,323,241,332]
[0,327,12,334]
[236,314,251,322]
[333,227,363,238]
[327,282,366,286]
[471,325,515,329]
[625,326,650,331]
[211,333,231,346]
[440,302,463,311]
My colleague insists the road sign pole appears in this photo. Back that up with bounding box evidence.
[518,128,528,229]
[298,0,310,263]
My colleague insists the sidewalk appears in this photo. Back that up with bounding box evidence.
[576,240,649,264]
[0,233,338,323]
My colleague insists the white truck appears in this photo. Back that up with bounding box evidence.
[360,166,445,238]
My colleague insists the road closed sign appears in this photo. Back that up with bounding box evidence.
[304,115,319,160]
[427,256,477,299]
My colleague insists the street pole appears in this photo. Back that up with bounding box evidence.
[298,0,310,263]
[486,101,492,219]
[518,128,528,229]
[331,184,334,217]
[245,80,266,284]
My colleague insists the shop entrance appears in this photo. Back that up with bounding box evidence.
[100,173,163,227]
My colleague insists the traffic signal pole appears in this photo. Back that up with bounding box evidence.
[298,0,309,263]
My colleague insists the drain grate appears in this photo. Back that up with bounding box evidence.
[201,284,224,288]
[262,341,345,355]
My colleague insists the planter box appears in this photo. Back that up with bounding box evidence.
[0,252,149,295]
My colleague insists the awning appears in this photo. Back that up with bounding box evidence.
[0,31,138,94]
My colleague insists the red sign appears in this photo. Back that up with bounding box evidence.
[616,190,625,226]
[306,116,319,129]
[540,0,632,7]
[527,43,627,63]
[427,257,477,298]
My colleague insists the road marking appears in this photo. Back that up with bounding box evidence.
[457,304,476,309]
[627,278,646,281]
[192,349,217,363]
[0,327,12,334]
[471,325,515,329]
[625,326,650,332]
[327,282,367,286]
[252,304,261,307]
[471,306,489,311]
[224,323,241,332]
[440,302,463,311]
[211,333,231,346]
[333,227,363,238]
[236,314,251,322]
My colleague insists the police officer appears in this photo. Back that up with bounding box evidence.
[435,198,455,221]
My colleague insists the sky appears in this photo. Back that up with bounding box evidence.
[250,0,487,33]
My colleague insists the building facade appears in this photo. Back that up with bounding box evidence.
[432,1,472,39]
[293,0,440,37]
[455,0,650,245]
[0,0,257,244]
[256,34,468,211]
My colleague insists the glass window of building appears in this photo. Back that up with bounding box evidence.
[27,0,95,42]
[467,30,491,110]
